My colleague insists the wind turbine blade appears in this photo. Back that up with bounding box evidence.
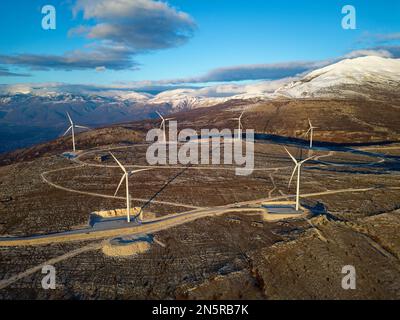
[128,169,151,176]
[305,128,311,135]
[109,152,127,173]
[308,118,312,128]
[239,111,245,119]
[284,147,298,164]
[75,125,90,130]
[114,173,126,196]
[165,118,175,121]
[62,126,72,136]
[66,112,73,125]
[156,111,164,120]
[288,164,298,188]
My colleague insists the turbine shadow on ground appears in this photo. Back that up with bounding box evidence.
[140,164,193,212]
[302,201,343,222]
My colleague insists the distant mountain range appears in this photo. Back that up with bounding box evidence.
[1,56,399,153]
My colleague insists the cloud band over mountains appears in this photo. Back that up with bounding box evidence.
[150,47,400,85]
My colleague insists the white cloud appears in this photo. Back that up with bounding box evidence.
[0,0,195,72]
[71,0,196,51]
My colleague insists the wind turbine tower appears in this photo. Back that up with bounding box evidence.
[285,147,314,211]
[306,119,318,149]
[156,111,174,143]
[232,111,245,140]
[63,112,90,152]
[110,152,148,223]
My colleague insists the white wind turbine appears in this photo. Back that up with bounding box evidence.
[156,111,174,143]
[232,111,245,140]
[305,119,318,149]
[285,147,315,211]
[63,112,90,152]
[110,152,149,223]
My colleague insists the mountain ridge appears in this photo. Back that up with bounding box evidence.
[1,56,400,153]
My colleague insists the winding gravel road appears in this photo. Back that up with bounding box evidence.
[0,142,399,290]
[1,142,397,246]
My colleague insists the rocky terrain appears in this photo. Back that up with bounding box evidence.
[0,136,399,299]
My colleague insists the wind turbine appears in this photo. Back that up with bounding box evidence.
[285,147,314,211]
[305,119,318,149]
[232,111,245,140]
[156,111,174,143]
[63,112,90,152]
[110,152,149,223]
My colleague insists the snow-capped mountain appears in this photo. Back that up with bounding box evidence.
[1,55,400,153]
[2,56,400,110]
[273,56,400,99]
[148,88,230,110]
[145,80,288,109]
[101,91,152,103]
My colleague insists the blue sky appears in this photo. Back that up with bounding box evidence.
[0,0,399,88]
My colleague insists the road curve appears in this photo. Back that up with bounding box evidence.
[0,207,265,246]
[41,165,201,210]
[1,185,394,247]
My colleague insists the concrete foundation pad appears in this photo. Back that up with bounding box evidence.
[261,202,307,221]
[61,152,78,159]
[89,208,144,230]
